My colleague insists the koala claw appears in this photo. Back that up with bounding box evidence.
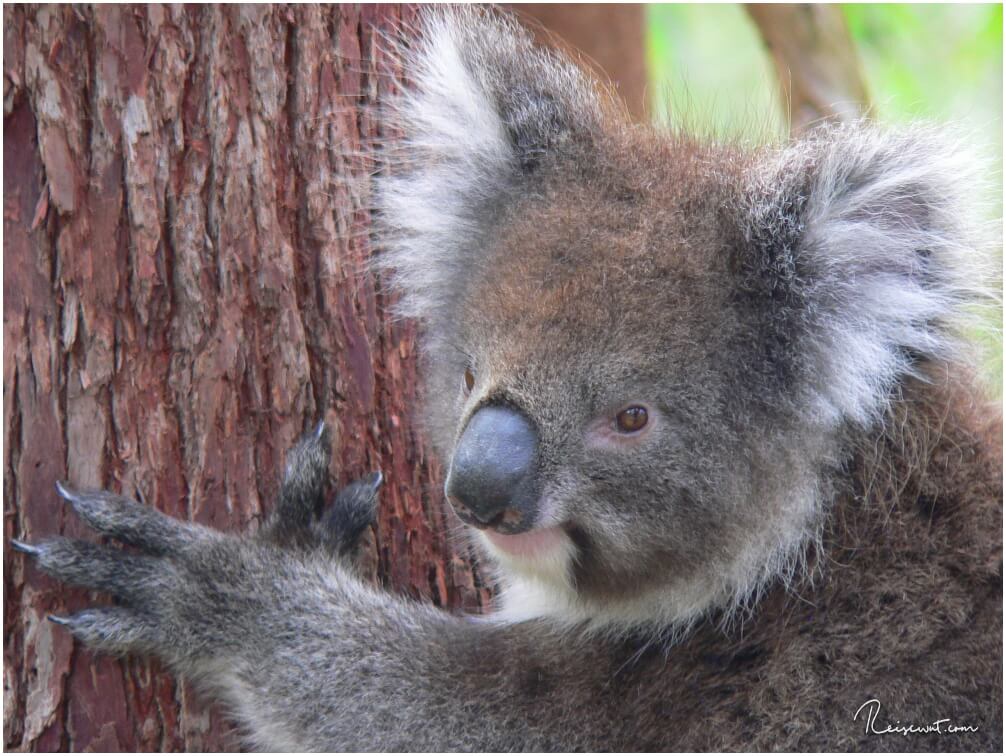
[46,606,170,657]
[48,487,209,556]
[55,480,78,503]
[8,416,386,672]
[16,518,227,658]
[364,470,383,491]
[10,539,40,555]
[19,423,381,664]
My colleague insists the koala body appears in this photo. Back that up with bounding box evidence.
[17,8,1001,750]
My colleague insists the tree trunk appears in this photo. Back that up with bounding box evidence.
[746,4,871,134]
[3,5,490,750]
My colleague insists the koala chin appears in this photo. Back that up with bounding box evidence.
[18,6,1001,751]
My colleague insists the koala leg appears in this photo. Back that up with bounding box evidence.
[10,421,598,750]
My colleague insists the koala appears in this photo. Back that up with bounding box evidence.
[12,7,1002,751]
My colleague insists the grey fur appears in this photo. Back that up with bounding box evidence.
[17,6,1000,751]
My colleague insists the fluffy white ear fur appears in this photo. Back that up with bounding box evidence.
[373,8,605,326]
[748,122,995,429]
[374,12,511,324]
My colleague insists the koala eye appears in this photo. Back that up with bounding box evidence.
[615,406,648,433]
[462,367,476,396]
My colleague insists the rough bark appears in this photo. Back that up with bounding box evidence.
[514,3,648,121]
[3,5,491,751]
[746,3,871,134]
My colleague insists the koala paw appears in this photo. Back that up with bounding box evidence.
[11,485,222,658]
[12,421,382,661]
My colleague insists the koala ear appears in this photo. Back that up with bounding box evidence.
[374,7,610,323]
[741,123,992,427]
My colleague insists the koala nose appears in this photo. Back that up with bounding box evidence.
[445,404,540,533]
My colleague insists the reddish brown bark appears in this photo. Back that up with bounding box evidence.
[3,5,489,750]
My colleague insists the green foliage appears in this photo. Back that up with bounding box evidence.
[843,4,1002,127]
[646,3,1003,392]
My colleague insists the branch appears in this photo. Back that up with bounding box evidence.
[746,3,871,135]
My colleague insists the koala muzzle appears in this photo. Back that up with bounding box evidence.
[445,404,540,534]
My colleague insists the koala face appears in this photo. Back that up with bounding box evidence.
[377,9,985,628]
[429,142,750,604]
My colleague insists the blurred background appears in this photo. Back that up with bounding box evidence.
[648,4,1002,141]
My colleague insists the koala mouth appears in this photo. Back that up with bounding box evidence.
[482,525,567,559]
[448,497,531,532]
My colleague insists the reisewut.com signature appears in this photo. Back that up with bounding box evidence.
[853,699,980,737]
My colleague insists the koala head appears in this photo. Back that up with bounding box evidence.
[375,8,988,630]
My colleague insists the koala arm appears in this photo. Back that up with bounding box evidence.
[12,429,591,751]
[204,570,578,751]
